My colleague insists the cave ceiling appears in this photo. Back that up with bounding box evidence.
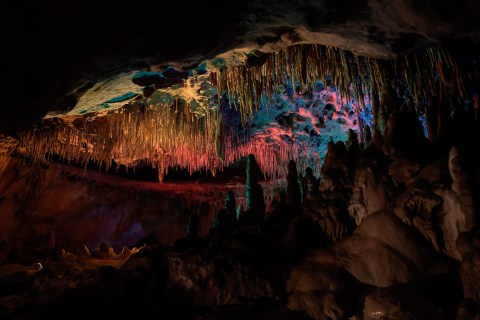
[2,0,480,180]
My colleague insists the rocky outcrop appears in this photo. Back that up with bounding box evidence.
[287,211,458,319]
[0,156,239,264]
[348,162,393,225]
[0,231,288,319]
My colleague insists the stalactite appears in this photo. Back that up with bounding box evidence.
[211,45,388,120]
[19,98,221,182]
[18,98,322,182]
[396,45,465,104]
[17,43,466,182]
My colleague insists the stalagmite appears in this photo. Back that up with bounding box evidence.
[119,246,132,259]
[302,167,319,201]
[449,146,477,232]
[439,146,478,259]
[187,213,199,239]
[285,159,302,211]
[346,129,360,154]
[364,125,372,141]
[225,190,236,217]
[244,154,266,222]
[81,244,91,256]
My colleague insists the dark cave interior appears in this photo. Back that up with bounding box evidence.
[2,1,480,319]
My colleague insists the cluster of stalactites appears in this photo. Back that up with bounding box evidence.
[18,99,319,181]
[210,43,465,123]
[210,44,386,123]
[394,45,466,103]
[223,133,322,179]
[18,43,464,182]
[19,100,222,182]
[20,102,326,181]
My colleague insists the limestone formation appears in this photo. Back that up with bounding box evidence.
[320,139,350,190]
[224,190,236,217]
[437,146,479,259]
[302,167,319,201]
[388,158,421,185]
[287,262,362,320]
[0,5,480,318]
[285,159,302,213]
[186,213,199,239]
[405,190,445,253]
[346,129,360,154]
[268,190,288,223]
[382,97,429,161]
[449,146,477,232]
[348,164,393,225]
[288,210,454,320]
[211,191,239,235]
[245,154,266,223]
[363,125,372,148]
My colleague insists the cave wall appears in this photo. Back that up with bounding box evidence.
[0,156,249,263]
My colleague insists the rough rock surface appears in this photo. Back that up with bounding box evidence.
[3,0,480,131]
[0,156,247,263]
[2,6,480,314]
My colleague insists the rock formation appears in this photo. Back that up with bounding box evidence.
[285,159,302,214]
[245,154,266,221]
[1,1,480,319]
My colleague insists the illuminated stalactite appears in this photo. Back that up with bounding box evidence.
[17,43,467,182]
[395,46,466,103]
[210,44,386,119]
[20,99,222,182]
[211,43,466,119]
[222,134,322,179]
[19,105,321,181]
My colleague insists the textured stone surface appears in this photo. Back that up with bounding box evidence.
[2,0,480,131]
[0,156,249,263]
[1,3,480,316]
